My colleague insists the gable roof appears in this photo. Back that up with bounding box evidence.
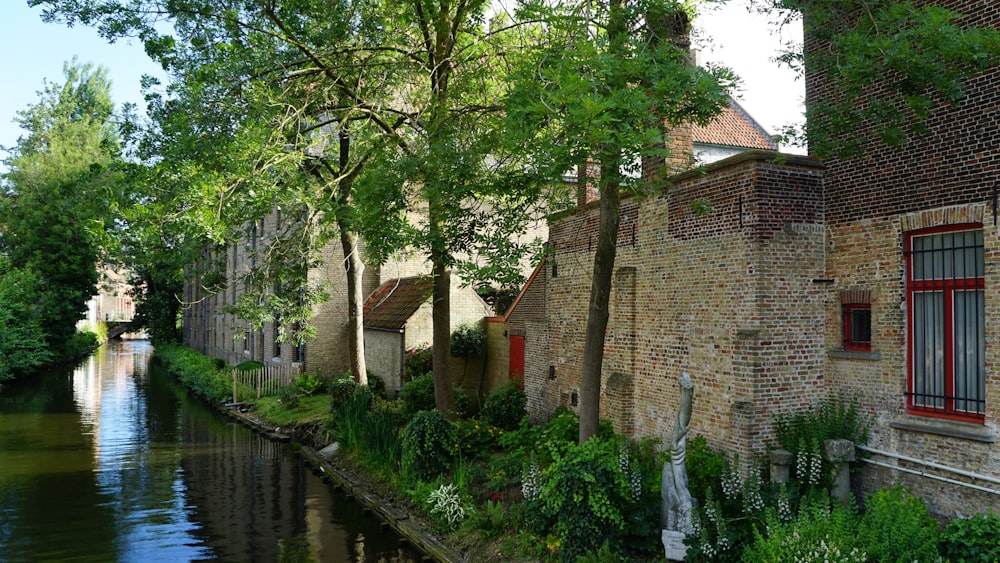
[693,97,777,150]
[363,276,433,330]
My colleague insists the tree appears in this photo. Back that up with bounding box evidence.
[0,59,123,359]
[32,0,545,412]
[506,0,734,442]
[752,0,1000,158]
[0,261,52,381]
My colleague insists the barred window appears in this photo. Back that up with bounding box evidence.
[905,226,985,421]
[843,303,872,351]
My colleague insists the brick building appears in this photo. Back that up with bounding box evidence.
[525,0,1000,517]
[183,210,496,386]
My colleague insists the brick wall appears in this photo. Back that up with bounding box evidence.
[532,151,826,462]
[809,0,1000,515]
[806,0,1000,228]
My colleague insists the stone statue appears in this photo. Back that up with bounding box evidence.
[662,372,695,538]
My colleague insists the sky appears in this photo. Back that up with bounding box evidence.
[0,0,805,163]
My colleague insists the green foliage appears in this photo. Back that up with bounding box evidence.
[329,375,360,414]
[857,484,939,563]
[401,410,455,482]
[742,496,863,563]
[525,436,642,562]
[426,483,469,532]
[471,498,507,538]
[453,418,503,459]
[0,263,51,380]
[1,60,124,359]
[331,388,403,473]
[774,398,872,488]
[399,373,437,414]
[575,541,628,563]
[129,262,183,345]
[940,512,1000,562]
[399,373,471,417]
[685,435,727,502]
[754,0,1000,159]
[292,372,325,396]
[153,344,232,403]
[404,346,433,379]
[62,330,100,362]
[331,387,374,450]
[480,382,527,431]
[450,322,486,359]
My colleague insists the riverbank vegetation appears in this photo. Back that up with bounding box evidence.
[155,344,1000,562]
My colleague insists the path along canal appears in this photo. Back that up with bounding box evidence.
[0,340,422,562]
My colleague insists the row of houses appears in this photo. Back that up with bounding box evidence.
[185,3,1000,518]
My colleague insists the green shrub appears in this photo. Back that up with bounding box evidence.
[154,344,231,402]
[450,321,486,358]
[292,372,325,395]
[774,398,872,489]
[526,436,641,562]
[331,387,373,452]
[399,373,471,417]
[858,484,939,562]
[367,372,386,399]
[686,435,727,502]
[401,410,455,481]
[454,417,502,459]
[329,376,360,414]
[404,345,433,378]
[480,382,527,431]
[399,373,436,414]
[940,512,1000,562]
[742,496,863,563]
[61,330,100,362]
[212,358,228,370]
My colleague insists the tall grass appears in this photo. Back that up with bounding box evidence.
[331,388,402,473]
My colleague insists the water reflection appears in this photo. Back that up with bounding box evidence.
[0,341,420,563]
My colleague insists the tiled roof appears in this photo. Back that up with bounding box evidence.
[363,276,433,330]
[693,98,777,150]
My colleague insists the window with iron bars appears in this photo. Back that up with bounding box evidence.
[842,303,872,351]
[905,225,985,422]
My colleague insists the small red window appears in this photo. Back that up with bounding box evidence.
[843,303,872,351]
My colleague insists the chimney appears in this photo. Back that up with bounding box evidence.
[642,8,695,183]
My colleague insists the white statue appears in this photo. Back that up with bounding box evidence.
[662,371,694,535]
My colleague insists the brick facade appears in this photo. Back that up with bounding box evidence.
[531,152,826,463]
[808,0,1000,516]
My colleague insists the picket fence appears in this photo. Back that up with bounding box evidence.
[230,361,302,403]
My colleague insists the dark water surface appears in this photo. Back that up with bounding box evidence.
[0,341,421,563]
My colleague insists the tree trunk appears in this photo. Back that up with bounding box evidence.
[578,177,621,443]
[431,254,456,416]
[339,226,367,385]
[334,125,366,385]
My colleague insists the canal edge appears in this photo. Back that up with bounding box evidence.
[219,404,467,563]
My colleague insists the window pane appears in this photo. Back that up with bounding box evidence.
[954,290,986,414]
[912,230,985,280]
[849,308,871,343]
[913,291,944,408]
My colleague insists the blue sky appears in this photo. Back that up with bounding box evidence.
[1,0,804,162]
[1,2,167,158]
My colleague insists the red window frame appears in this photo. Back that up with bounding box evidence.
[842,303,872,351]
[904,224,985,423]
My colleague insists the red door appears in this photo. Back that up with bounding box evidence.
[509,335,525,389]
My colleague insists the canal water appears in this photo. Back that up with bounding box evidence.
[0,340,422,563]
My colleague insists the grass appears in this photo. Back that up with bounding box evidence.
[255,394,331,427]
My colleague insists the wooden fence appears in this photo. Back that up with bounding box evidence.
[230,362,302,403]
